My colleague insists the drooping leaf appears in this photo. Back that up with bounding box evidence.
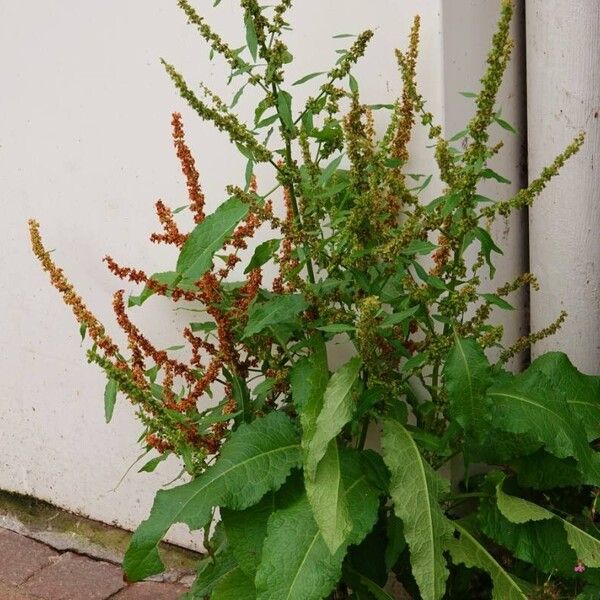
[495,475,600,568]
[486,369,600,485]
[138,453,169,473]
[104,379,118,423]
[382,419,451,600]
[212,566,256,600]
[343,565,395,600]
[123,412,301,580]
[177,197,249,281]
[319,155,344,186]
[443,335,492,439]
[242,294,308,338]
[401,240,438,256]
[244,239,281,273]
[244,15,258,61]
[481,293,515,311]
[445,522,528,600]
[473,227,502,277]
[305,356,362,479]
[512,449,582,490]
[255,449,380,600]
[527,352,600,441]
[316,323,355,333]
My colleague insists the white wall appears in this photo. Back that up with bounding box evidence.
[0,1,524,548]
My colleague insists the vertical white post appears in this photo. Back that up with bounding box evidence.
[527,1,600,372]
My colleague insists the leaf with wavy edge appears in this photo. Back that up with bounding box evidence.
[212,566,256,600]
[443,335,492,439]
[495,474,600,568]
[445,522,528,600]
[382,418,451,600]
[123,412,301,581]
[487,369,600,485]
[255,449,380,600]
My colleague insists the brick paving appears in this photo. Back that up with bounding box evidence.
[0,527,188,600]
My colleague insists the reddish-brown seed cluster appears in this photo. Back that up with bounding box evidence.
[150,200,188,247]
[273,186,300,292]
[430,235,451,276]
[171,112,206,223]
[29,220,118,356]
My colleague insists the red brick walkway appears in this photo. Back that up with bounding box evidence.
[0,528,187,600]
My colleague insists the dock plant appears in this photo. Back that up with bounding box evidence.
[30,1,600,598]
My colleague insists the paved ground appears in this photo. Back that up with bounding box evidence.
[0,527,188,600]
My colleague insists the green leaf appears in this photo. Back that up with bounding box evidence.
[292,71,325,86]
[177,197,249,281]
[474,227,502,277]
[305,440,351,553]
[244,15,258,61]
[276,90,294,132]
[255,449,380,600]
[445,522,528,600]
[319,155,344,186]
[449,129,468,142]
[242,294,308,338]
[305,356,362,479]
[104,379,118,423]
[138,453,169,473]
[528,352,600,441]
[128,271,181,307]
[382,419,451,600]
[494,114,517,134]
[443,335,492,438]
[349,74,359,93]
[379,306,419,330]
[459,91,477,98]
[401,240,438,256]
[481,293,515,311]
[316,323,355,333]
[244,239,281,274]
[495,475,600,568]
[190,321,217,333]
[212,566,256,600]
[123,412,301,581]
[481,168,511,184]
[487,369,600,485]
[188,550,238,599]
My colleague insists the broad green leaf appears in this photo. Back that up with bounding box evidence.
[445,522,528,600]
[495,475,600,568]
[244,15,258,61]
[276,90,294,132]
[443,335,492,438]
[487,369,600,485]
[242,294,308,338]
[255,449,380,600]
[349,74,359,93]
[494,114,517,134]
[292,71,325,86]
[305,440,351,553]
[244,239,281,273]
[212,566,256,600]
[382,419,451,600]
[123,412,301,580]
[190,321,217,333]
[305,356,362,479]
[177,197,249,281]
[512,449,582,490]
[481,167,511,184]
[528,352,600,441]
[104,379,118,423]
[128,271,181,307]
